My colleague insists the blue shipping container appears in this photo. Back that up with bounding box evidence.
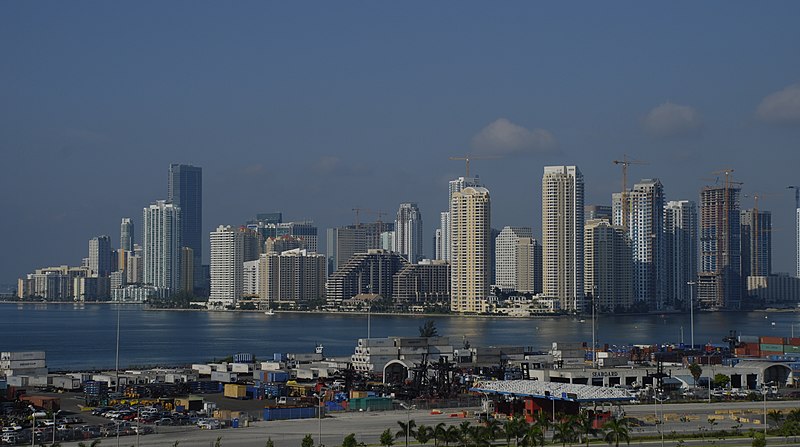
[263,407,317,421]
[234,353,254,363]
[268,372,289,383]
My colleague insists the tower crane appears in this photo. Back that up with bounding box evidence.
[448,155,497,178]
[612,155,648,230]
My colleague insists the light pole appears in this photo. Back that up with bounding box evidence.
[400,403,415,447]
[115,302,121,393]
[687,281,696,349]
[763,381,774,437]
[52,410,61,445]
[28,405,35,447]
[592,286,597,369]
[315,392,323,447]
[653,392,666,447]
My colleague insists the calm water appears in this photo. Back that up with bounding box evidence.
[1,303,799,370]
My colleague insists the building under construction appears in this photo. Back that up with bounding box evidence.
[699,183,742,309]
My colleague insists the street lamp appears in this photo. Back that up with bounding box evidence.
[28,405,35,447]
[653,392,666,447]
[399,403,415,447]
[52,410,61,445]
[763,381,775,437]
[592,286,597,369]
[314,392,323,447]
[687,281,696,349]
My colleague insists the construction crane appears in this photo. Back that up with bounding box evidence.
[612,155,648,230]
[448,155,497,178]
[788,186,800,210]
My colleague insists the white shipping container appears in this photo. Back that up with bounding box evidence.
[596,352,610,359]
[4,367,48,377]
[260,361,283,371]
[0,359,47,369]
[192,364,213,375]
[50,376,81,390]
[359,338,394,348]
[6,376,28,387]
[28,376,48,387]
[210,371,237,383]
[366,347,399,355]
[230,363,251,373]
[1,351,46,362]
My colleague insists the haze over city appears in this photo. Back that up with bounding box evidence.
[3,2,800,284]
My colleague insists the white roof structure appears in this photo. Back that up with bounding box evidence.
[471,380,635,402]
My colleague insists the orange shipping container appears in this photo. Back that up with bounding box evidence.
[760,336,785,345]
[789,338,800,346]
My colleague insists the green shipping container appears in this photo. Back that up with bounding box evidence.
[784,345,800,353]
[761,344,783,352]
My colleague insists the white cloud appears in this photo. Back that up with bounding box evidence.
[756,83,800,125]
[470,118,558,156]
[642,102,704,138]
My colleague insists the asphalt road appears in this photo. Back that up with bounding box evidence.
[54,400,800,447]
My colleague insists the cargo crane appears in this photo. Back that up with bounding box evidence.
[449,155,497,178]
[612,155,648,231]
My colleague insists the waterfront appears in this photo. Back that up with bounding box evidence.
[2,303,800,370]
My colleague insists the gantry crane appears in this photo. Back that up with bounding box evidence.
[612,155,648,230]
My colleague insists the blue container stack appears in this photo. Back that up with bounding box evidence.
[234,353,254,363]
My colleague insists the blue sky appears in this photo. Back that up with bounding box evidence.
[2,2,800,283]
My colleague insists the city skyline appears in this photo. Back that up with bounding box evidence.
[3,3,800,284]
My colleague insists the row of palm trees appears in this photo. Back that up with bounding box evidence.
[385,410,631,447]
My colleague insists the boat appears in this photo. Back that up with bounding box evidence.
[264,310,275,316]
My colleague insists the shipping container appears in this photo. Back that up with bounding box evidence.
[230,363,251,373]
[49,376,81,390]
[273,353,287,362]
[760,336,785,345]
[0,359,47,369]
[192,364,213,375]
[760,344,784,352]
[261,361,283,371]
[262,406,317,421]
[784,345,800,354]
[210,371,238,383]
[348,397,393,411]
[359,338,394,348]
[267,371,289,383]
[396,338,428,347]
[0,351,46,361]
[224,384,248,399]
[738,335,760,343]
[789,338,800,347]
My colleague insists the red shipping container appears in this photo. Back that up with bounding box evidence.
[789,338,800,346]
[762,351,782,357]
[760,336,785,345]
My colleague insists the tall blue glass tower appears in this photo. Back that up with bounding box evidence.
[169,163,203,295]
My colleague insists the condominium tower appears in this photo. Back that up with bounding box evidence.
[741,208,772,279]
[120,218,134,252]
[450,186,491,313]
[88,235,112,277]
[664,200,698,309]
[395,202,423,263]
[698,185,742,309]
[142,201,181,292]
[209,225,243,306]
[495,226,542,294]
[584,219,633,312]
[542,166,584,312]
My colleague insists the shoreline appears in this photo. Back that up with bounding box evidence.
[1,300,797,318]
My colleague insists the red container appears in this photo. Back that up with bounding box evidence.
[760,336,785,345]
[789,338,800,346]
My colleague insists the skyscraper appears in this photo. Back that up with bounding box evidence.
[495,226,542,294]
[441,176,482,262]
[120,218,134,252]
[741,208,772,278]
[699,184,742,309]
[450,186,491,313]
[209,225,243,306]
[143,201,181,292]
[664,200,698,309]
[584,219,633,312]
[168,164,202,293]
[395,202,423,263]
[615,179,665,310]
[542,166,584,312]
[88,235,112,277]
[438,212,450,261]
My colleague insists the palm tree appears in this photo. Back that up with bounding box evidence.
[457,421,473,447]
[531,415,549,440]
[521,424,545,447]
[768,409,785,428]
[484,419,504,444]
[443,426,460,447]
[416,424,433,446]
[503,418,529,447]
[574,410,600,447]
[396,419,418,446]
[552,416,578,447]
[433,423,447,447]
[601,417,631,447]
[468,425,492,447]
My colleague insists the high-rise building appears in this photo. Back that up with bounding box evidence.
[126,244,143,284]
[88,235,112,277]
[325,249,409,303]
[542,166,584,312]
[260,249,326,305]
[168,164,202,293]
[617,179,665,310]
[395,203,423,263]
[380,231,395,251]
[741,208,772,278]
[265,235,305,254]
[180,247,194,293]
[585,205,613,222]
[209,225,243,306]
[664,200,698,309]
[434,229,442,260]
[243,259,260,298]
[797,209,800,278]
[276,221,318,253]
[438,212,450,261]
[238,226,262,262]
[450,186,491,313]
[120,218,134,251]
[699,184,742,309]
[584,219,633,312]
[495,226,542,294]
[393,259,450,307]
[143,201,182,292]
[327,226,366,274]
[442,176,482,263]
